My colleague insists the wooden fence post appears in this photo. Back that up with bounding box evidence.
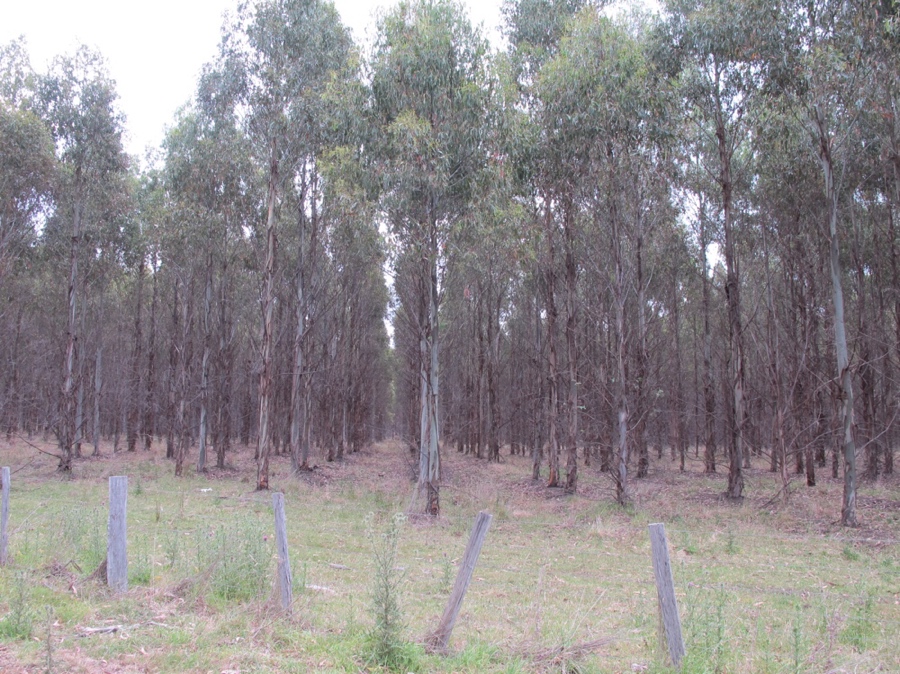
[107,476,128,593]
[427,511,492,653]
[1,466,9,566]
[648,522,685,668]
[272,492,293,614]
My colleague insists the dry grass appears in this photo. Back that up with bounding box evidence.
[0,435,898,672]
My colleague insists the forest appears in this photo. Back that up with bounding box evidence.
[1,0,898,526]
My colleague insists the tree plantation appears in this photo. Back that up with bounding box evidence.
[4,0,900,527]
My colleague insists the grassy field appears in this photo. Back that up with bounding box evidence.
[0,437,898,673]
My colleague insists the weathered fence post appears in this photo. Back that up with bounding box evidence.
[1,466,10,566]
[107,476,128,593]
[272,492,293,614]
[648,522,685,668]
[427,510,492,653]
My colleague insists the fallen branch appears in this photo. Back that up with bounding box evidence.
[528,637,616,663]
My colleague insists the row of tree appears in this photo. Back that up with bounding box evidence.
[1,0,897,524]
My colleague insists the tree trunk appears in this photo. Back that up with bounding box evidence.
[128,257,144,452]
[143,252,158,452]
[58,184,82,472]
[197,250,213,473]
[256,144,279,491]
[92,347,102,457]
[564,205,579,493]
[815,108,857,526]
[699,200,717,474]
[419,248,441,515]
[717,99,744,500]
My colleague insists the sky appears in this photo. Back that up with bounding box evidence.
[2,0,506,160]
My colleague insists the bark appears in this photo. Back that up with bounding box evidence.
[635,219,649,480]
[214,257,232,468]
[166,279,179,459]
[418,245,441,515]
[699,201,717,474]
[563,204,578,492]
[58,180,82,473]
[92,347,102,457]
[127,257,144,452]
[543,200,561,488]
[715,77,744,500]
[142,253,158,452]
[197,249,213,473]
[815,106,857,526]
[256,142,279,491]
[611,186,629,506]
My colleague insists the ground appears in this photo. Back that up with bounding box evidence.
[0,435,898,673]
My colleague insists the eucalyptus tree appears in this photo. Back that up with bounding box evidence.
[35,46,129,471]
[660,0,779,499]
[162,100,253,474]
[504,0,586,490]
[218,0,353,489]
[371,0,490,515]
[774,0,875,525]
[0,39,55,289]
[540,8,673,501]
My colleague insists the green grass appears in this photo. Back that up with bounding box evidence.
[0,439,898,672]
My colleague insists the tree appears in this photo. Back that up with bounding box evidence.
[219,0,353,489]
[371,0,489,514]
[36,46,129,472]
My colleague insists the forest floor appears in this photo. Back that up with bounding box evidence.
[0,435,898,673]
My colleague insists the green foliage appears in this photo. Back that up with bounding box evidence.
[60,507,105,571]
[840,594,876,653]
[0,572,34,641]
[196,515,272,603]
[680,584,731,673]
[363,512,416,671]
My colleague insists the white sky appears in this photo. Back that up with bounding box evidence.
[2,0,506,160]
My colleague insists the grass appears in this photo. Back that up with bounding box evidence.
[0,437,898,672]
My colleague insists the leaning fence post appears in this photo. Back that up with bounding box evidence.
[427,511,492,653]
[648,522,685,668]
[272,492,293,614]
[107,476,128,593]
[1,466,10,566]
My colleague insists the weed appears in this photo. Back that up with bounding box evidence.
[439,553,454,595]
[724,529,738,555]
[790,603,808,674]
[363,511,416,671]
[195,515,272,602]
[681,583,730,673]
[842,545,860,562]
[43,606,54,674]
[840,593,875,652]
[0,571,34,640]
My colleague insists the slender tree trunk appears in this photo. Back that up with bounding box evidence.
[128,257,144,452]
[717,98,744,499]
[92,347,102,456]
[612,191,629,506]
[59,186,82,472]
[197,250,213,473]
[532,289,544,480]
[543,201,561,488]
[564,205,579,492]
[143,253,158,451]
[700,200,717,474]
[166,279,179,459]
[214,258,232,468]
[418,242,441,515]
[257,147,278,491]
[815,107,857,526]
[635,220,649,480]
